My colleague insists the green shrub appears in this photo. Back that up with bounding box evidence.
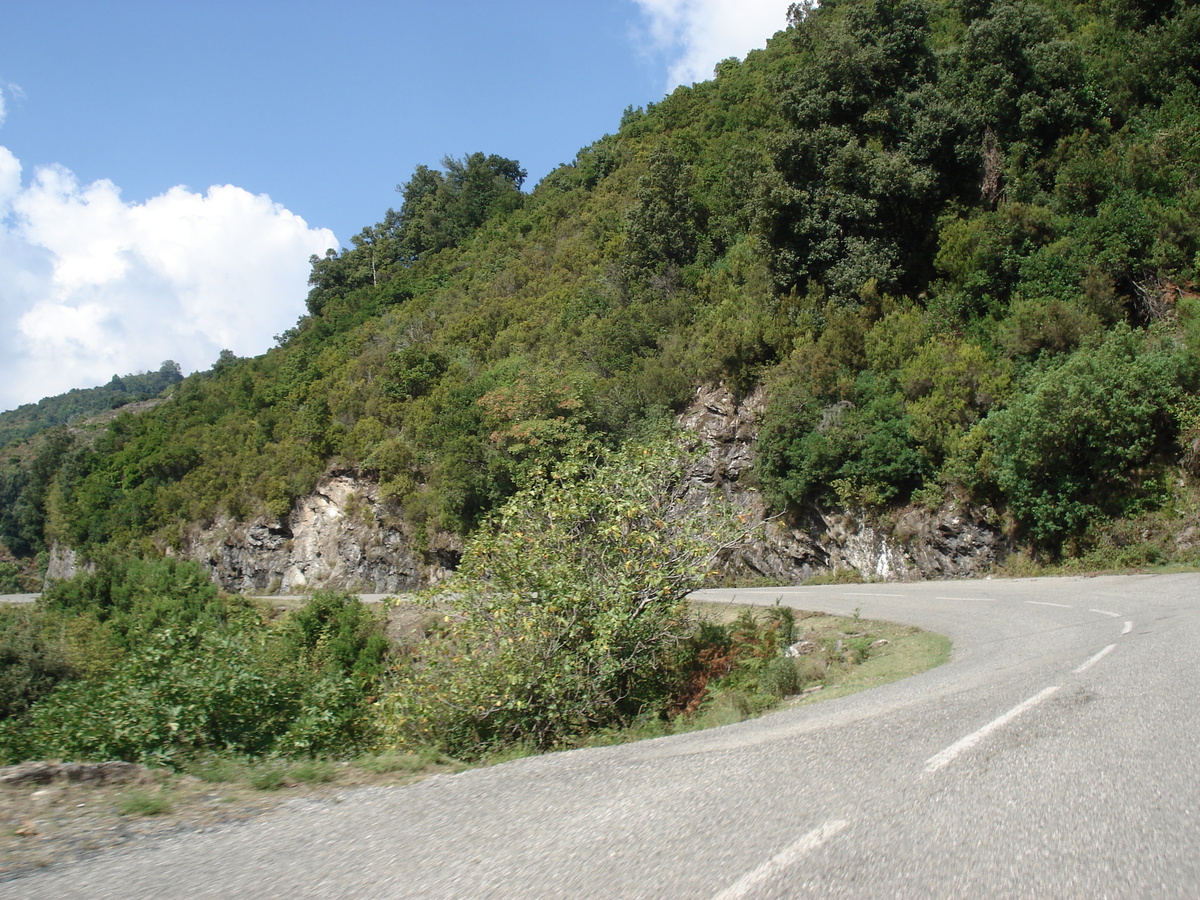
[248,765,288,791]
[40,555,251,651]
[987,325,1188,548]
[383,435,745,756]
[354,748,441,775]
[757,657,802,698]
[757,369,929,510]
[116,789,173,817]
[1,628,301,765]
[0,606,75,720]
[289,758,337,784]
[274,590,390,683]
[0,596,383,765]
[0,561,24,593]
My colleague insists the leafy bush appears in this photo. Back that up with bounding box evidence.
[1,628,299,765]
[0,571,386,766]
[273,590,390,683]
[383,435,746,756]
[757,370,929,510]
[40,554,250,651]
[0,606,75,720]
[987,325,1189,548]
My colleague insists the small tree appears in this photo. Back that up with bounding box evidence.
[384,435,747,755]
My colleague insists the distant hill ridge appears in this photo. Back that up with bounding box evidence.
[0,362,183,451]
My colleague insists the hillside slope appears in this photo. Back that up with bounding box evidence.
[4,0,1199,583]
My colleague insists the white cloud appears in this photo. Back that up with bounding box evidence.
[0,147,336,411]
[0,83,26,130]
[631,0,792,89]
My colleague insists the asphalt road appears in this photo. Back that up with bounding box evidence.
[0,594,38,604]
[6,573,1199,898]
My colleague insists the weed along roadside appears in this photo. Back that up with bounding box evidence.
[0,443,948,874]
[1,578,947,877]
[678,601,951,725]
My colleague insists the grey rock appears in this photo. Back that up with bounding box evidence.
[678,383,1010,583]
[0,761,145,786]
[46,383,1011,595]
[185,470,455,594]
[786,640,820,657]
[47,470,459,595]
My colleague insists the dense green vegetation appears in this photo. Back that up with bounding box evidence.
[0,0,1198,767]
[0,0,1192,570]
[383,435,745,755]
[0,558,390,765]
[0,454,860,764]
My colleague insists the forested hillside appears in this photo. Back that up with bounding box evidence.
[0,362,182,452]
[3,0,1199,576]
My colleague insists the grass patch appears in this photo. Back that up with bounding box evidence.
[175,748,457,794]
[115,789,172,817]
[801,569,868,586]
[682,605,950,726]
[289,759,337,784]
[793,622,952,705]
[354,747,447,775]
[569,604,950,750]
[181,754,251,784]
[247,765,289,791]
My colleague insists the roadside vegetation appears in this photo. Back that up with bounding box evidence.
[0,440,947,769]
[0,441,944,875]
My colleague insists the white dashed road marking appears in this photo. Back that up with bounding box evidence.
[925,686,1062,774]
[1073,644,1116,674]
[714,593,1135,897]
[711,820,850,900]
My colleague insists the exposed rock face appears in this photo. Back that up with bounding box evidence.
[680,384,1009,581]
[44,544,80,584]
[186,471,455,594]
[46,471,457,594]
[48,386,1005,593]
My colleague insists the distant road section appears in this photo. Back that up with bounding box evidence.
[0,594,37,604]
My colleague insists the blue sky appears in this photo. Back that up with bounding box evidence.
[0,1,791,410]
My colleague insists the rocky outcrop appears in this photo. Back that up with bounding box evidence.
[46,471,457,594]
[47,386,1006,594]
[0,761,148,787]
[185,471,456,594]
[680,384,1009,581]
[44,544,81,584]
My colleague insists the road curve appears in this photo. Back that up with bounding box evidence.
[7,573,1199,898]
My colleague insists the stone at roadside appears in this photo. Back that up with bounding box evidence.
[0,761,147,787]
[786,640,819,658]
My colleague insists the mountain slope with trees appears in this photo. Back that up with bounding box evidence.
[0,362,182,454]
[2,0,1199,577]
